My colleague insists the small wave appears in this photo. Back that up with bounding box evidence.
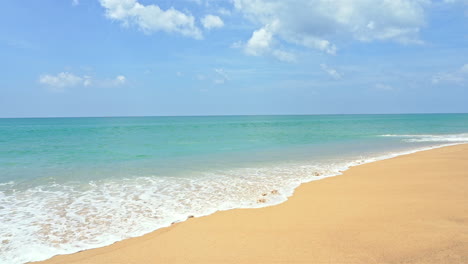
[0,143,462,264]
[0,181,14,187]
[0,164,341,264]
[380,133,468,143]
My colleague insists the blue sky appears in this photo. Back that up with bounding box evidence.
[0,0,467,117]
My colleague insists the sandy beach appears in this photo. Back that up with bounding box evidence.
[36,144,468,264]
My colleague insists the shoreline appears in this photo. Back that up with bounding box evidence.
[35,143,468,264]
[5,143,461,264]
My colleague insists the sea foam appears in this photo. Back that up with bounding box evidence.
[381,133,468,142]
[0,142,463,264]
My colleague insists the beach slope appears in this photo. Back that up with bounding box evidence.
[38,144,468,264]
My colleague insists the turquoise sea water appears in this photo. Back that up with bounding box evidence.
[1,114,468,263]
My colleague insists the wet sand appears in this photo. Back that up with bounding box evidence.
[37,144,468,264]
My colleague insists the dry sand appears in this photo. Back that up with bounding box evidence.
[37,144,468,264]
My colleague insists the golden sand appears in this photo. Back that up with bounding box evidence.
[37,144,468,264]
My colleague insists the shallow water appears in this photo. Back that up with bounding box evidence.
[1,114,468,263]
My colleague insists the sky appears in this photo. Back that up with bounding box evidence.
[0,0,467,117]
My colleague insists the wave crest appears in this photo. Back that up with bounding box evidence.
[381,133,468,143]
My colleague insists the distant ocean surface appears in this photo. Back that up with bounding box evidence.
[1,114,468,263]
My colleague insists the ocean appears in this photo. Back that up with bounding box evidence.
[1,114,468,263]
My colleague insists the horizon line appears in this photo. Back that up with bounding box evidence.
[1,112,467,119]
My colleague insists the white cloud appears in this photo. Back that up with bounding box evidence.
[201,15,224,30]
[39,72,127,91]
[90,75,127,87]
[39,72,83,91]
[240,22,295,62]
[244,24,275,56]
[233,0,428,58]
[99,0,202,38]
[115,75,126,85]
[432,64,468,85]
[320,64,342,80]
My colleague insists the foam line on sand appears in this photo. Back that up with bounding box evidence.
[36,144,468,264]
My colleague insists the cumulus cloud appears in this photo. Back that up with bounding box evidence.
[244,24,275,56]
[39,72,83,91]
[39,72,126,91]
[432,64,468,85]
[320,64,342,80]
[99,0,202,38]
[114,75,126,85]
[239,22,296,62]
[201,15,224,30]
[233,0,428,59]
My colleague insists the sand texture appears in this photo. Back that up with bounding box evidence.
[37,144,468,264]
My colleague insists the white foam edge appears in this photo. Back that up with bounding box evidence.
[15,142,465,264]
